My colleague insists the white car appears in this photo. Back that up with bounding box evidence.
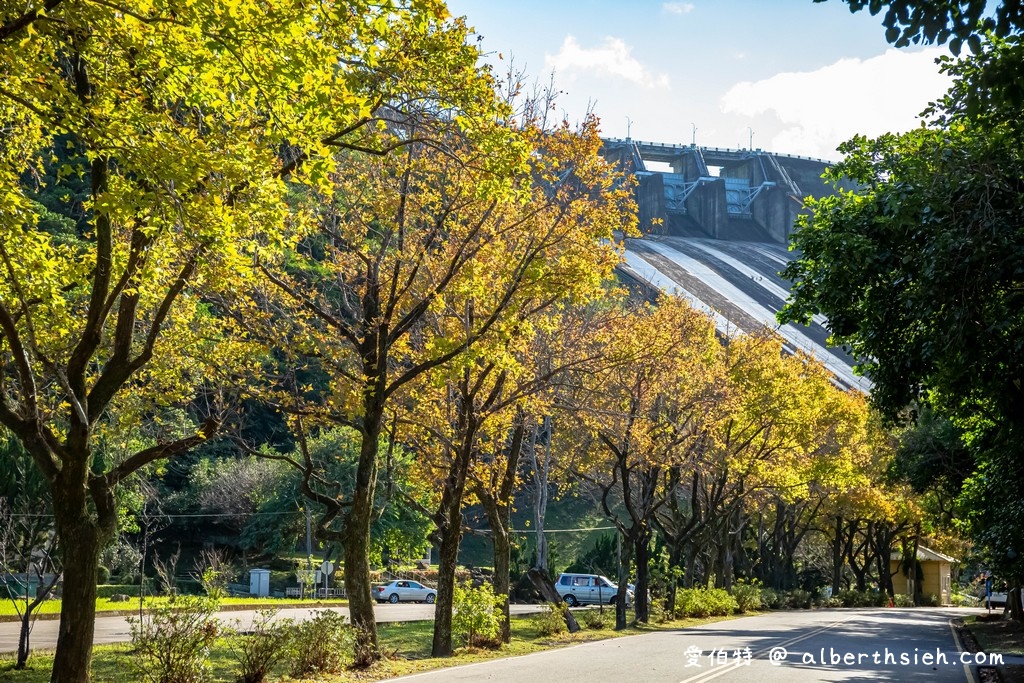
[986,591,1008,608]
[556,573,631,607]
[374,579,436,604]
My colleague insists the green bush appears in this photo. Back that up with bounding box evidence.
[759,587,782,609]
[452,581,504,648]
[97,565,111,584]
[579,608,612,630]
[822,597,844,608]
[532,602,569,637]
[675,588,738,618]
[951,591,980,607]
[289,610,353,677]
[128,596,220,683]
[784,589,813,609]
[730,581,762,613]
[229,609,293,683]
[97,582,154,599]
[921,592,940,607]
[648,598,671,623]
[836,589,887,607]
[893,593,914,607]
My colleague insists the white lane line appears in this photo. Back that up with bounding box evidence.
[678,614,859,683]
[949,618,977,683]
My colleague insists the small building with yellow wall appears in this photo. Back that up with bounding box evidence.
[889,546,955,605]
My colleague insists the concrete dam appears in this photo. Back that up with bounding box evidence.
[603,138,870,393]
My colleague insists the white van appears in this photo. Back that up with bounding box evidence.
[555,573,632,606]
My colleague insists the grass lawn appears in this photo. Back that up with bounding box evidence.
[963,613,1024,656]
[962,614,1024,683]
[0,596,349,621]
[0,610,745,682]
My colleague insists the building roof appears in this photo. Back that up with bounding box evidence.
[890,545,957,564]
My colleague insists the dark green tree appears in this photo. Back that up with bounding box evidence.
[780,35,1024,607]
[818,0,1024,53]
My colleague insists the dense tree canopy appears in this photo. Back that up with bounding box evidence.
[819,0,1024,53]
[780,40,1024,429]
[0,0,519,678]
[781,33,1024,591]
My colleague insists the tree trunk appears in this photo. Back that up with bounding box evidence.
[666,543,682,615]
[633,529,651,623]
[492,526,511,643]
[1010,586,1024,622]
[526,568,579,632]
[683,540,699,588]
[831,516,843,597]
[530,417,551,575]
[431,389,481,658]
[345,419,381,666]
[481,494,512,643]
[615,532,632,630]
[17,616,30,669]
[432,503,462,657]
[50,519,101,683]
[17,571,58,669]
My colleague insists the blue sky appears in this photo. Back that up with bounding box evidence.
[446,0,953,160]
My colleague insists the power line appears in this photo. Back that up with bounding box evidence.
[501,526,616,534]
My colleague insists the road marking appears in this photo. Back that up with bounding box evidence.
[677,614,858,683]
[948,618,977,683]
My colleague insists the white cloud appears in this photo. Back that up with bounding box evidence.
[545,36,670,90]
[663,2,695,14]
[720,48,949,159]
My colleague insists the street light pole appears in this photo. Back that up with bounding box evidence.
[691,122,697,146]
[748,127,754,150]
[626,116,633,140]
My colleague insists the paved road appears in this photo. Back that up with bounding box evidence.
[0,603,545,653]
[388,608,988,682]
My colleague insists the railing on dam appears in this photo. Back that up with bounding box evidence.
[601,137,835,166]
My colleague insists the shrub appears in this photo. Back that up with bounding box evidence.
[97,582,155,599]
[784,589,813,609]
[921,592,940,607]
[759,588,782,609]
[951,591,980,607]
[97,565,111,584]
[128,596,220,683]
[893,593,914,607]
[822,597,844,608]
[289,610,353,677]
[837,589,887,608]
[532,602,569,637]
[452,580,504,648]
[675,588,738,618]
[649,598,671,623]
[730,581,762,613]
[579,608,612,630]
[229,609,293,683]
[195,549,232,601]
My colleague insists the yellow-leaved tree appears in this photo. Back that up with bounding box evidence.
[243,113,633,658]
[566,295,724,628]
[0,2,511,679]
